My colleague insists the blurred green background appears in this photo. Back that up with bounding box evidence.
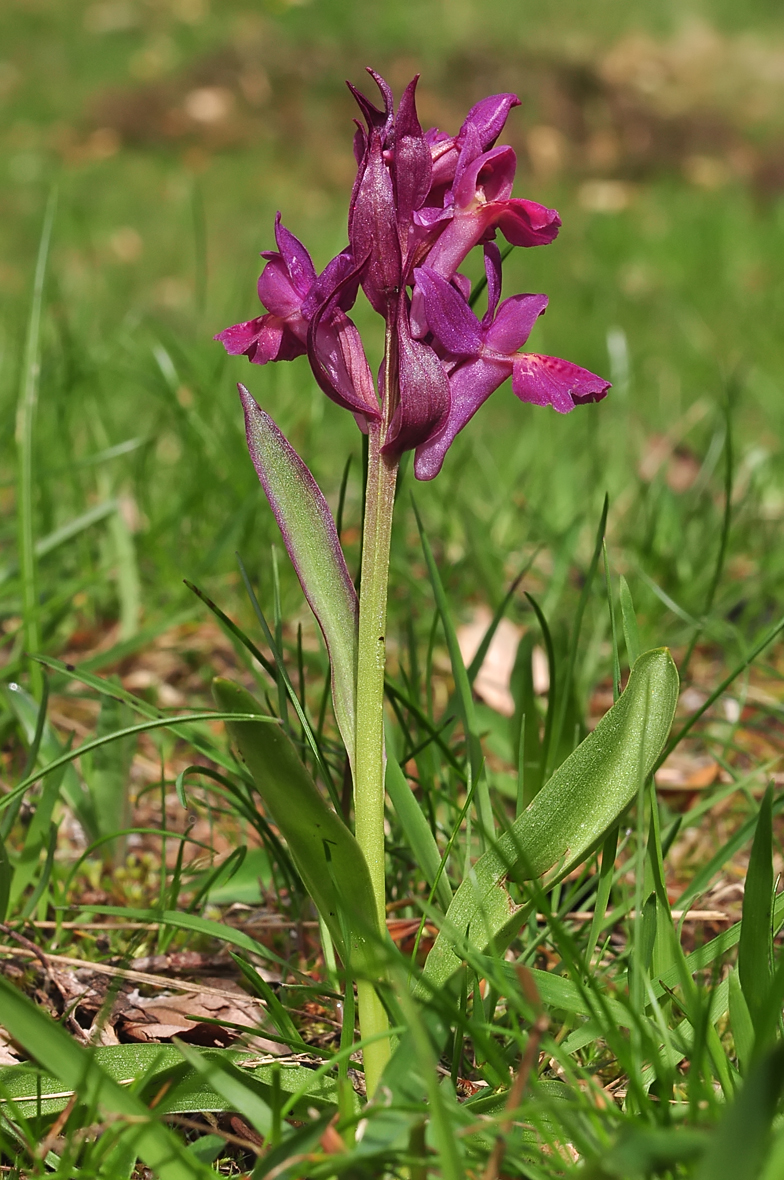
[3,0,784,686]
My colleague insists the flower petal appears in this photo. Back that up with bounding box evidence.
[257,256,306,319]
[458,93,521,150]
[492,198,562,247]
[272,213,316,297]
[485,293,548,354]
[215,315,305,364]
[512,354,611,413]
[413,356,511,480]
[454,144,517,210]
[394,76,433,230]
[413,266,483,356]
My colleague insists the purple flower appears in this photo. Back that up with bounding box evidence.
[216,70,609,479]
[215,213,315,364]
[412,249,610,480]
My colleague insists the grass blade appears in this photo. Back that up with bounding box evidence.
[15,188,56,699]
[738,784,774,1039]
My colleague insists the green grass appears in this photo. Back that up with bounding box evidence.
[2,0,784,1176]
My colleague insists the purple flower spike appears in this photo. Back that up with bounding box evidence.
[217,69,609,482]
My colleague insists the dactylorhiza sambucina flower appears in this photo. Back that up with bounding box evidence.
[216,71,610,478]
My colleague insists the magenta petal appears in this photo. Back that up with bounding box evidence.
[413,356,511,480]
[459,93,521,150]
[454,145,517,209]
[413,266,482,355]
[383,298,450,456]
[512,354,611,413]
[493,199,562,247]
[215,315,305,364]
[273,214,316,297]
[394,78,432,228]
[485,293,548,354]
[257,256,304,318]
[215,317,268,356]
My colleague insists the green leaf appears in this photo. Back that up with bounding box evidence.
[510,633,544,809]
[728,968,754,1074]
[0,832,10,923]
[79,689,136,864]
[240,388,358,768]
[174,1043,273,1136]
[386,753,452,912]
[420,648,679,992]
[213,676,380,966]
[739,783,774,1039]
[695,1044,784,1180]
[0,977,214,1179]
[0,1043,345,1119]
[619,576,641,667]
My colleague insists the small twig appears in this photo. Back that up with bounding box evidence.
[482,967,549,1180]
[0,922,50,973]
[0,945,265,1004]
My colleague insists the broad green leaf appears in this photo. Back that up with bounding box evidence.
[0,977,214,1179]
[0,1043,345,1118]
[420,648,679,992]
[213,676,380,967]
[174,1043,273,1135]
[739,784,774,1039]
[386,753,452,911]
[240,387,358,768]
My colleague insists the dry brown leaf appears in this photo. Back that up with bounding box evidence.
[115,986,287,1054]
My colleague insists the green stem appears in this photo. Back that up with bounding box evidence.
[354,419,398,1095]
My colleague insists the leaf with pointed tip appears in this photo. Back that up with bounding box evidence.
[239,385,358,767]
[213,677,380,968]
[420,648,679,992]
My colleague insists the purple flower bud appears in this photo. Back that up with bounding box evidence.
[382,293,450,457]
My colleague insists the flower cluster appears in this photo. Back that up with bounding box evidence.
[216,71,610,479]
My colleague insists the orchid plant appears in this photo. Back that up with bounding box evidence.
[213,71,678,1100]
